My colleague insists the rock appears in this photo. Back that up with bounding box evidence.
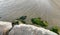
[9,24,58,35]
[0,21,12,35]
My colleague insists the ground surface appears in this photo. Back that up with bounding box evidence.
[0,0,60,28]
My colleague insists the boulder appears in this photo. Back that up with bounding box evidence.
[9,24,58,35]
[0,21,12,35]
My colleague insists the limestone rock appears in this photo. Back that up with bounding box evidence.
[9,24,58,35]
[0,21,12,35]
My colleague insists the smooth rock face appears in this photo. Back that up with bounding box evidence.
[0,21,12,35]
[9,24,58,35]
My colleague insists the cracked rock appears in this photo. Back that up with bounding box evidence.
[0,21,12,35]
[9,24,58,35]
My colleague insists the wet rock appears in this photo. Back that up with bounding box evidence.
[0,21,12,35]
[9,24,58,35]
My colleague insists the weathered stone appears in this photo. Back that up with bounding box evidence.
[0,21,12,35]
[9,24,58,35]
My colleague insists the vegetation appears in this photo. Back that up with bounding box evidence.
[12,16,27,26]
[12,16,60,34]
[19,16,27,20]
[12,20,19,26]
[31,17,60,34]
[31,18,48,28]
[50,26,60,34]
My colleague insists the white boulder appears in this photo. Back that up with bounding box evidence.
[0,21,12,35]
[9,24,58,35]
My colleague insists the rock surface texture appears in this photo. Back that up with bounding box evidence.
[9,24,58,35]
[0,0,60,28]
[0,21,12,35]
